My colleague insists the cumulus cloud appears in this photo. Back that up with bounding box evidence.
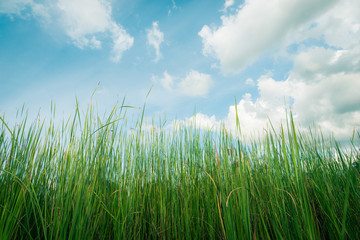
[57,0,111,48]
[182,46,360,139]
[170,87,287,138]
[1,0,133,62]
[57,0,133,61]
[199,0,338,73]
[290,47,360,82]
[191,0,360,140]
[157,70,213,97]
[304,0,360,50]
[223,80,289,138]
[146,21,164,62]
[176,70,360,140]
[287,47,360,135]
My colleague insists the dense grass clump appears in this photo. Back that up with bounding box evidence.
[1,102,359,239]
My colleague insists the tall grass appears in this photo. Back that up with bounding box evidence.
[0,101,359,239]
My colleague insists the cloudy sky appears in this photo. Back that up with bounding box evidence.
[1,0,359,139]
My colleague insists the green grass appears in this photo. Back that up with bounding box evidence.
[0,101,359,239]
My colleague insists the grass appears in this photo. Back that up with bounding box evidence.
[0,100,359,239]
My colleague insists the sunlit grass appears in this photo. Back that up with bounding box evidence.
[1,100,359,239]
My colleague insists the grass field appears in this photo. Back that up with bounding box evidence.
[1,101,359,239]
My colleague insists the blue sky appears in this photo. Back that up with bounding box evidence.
[1,0,359,139]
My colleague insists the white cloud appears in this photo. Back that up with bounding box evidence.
[110,23,134,63]
[0,0,50,22]
[178,71,360,140]
[286,47,360,134]
[304,0,360,50]
[57,0,133,60]
[146,21,164,62]
[174,113,219,131]
[0,0,33,15]
[57,0,111,48]
[193,0,360,140]
[245,78,255,86]
[168,0,177,15]
[157,70,213,97]
[1,0,133,62]
[223,0,235,11]
[223,83,289,138]
[159,71,174,91]
[187,46,360,139]
[178,70,213,97]
[290,47,360,81]
[172,41,360,139]
[199,0,338,73]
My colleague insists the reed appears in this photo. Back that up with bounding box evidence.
[0,100,359,239]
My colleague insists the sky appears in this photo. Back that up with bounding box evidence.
[0,0,359,140]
